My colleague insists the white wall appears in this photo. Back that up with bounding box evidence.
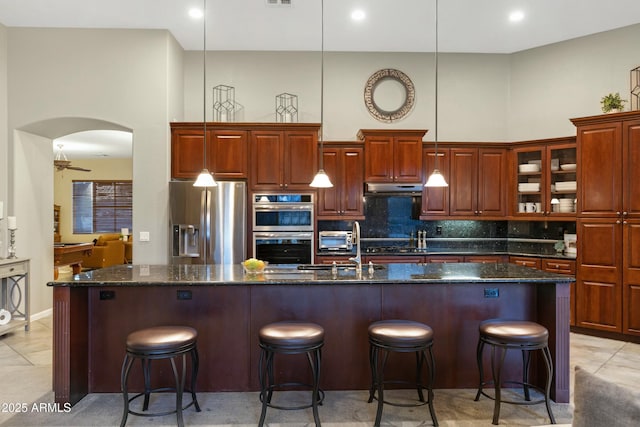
[182,50,511,142]
[0,23,7,255]
[7,28,180,315]
[508,24,640,140]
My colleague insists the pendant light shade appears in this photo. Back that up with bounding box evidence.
[425,169,448,187]
[310,169,333,187]
[193,0,217,188]
[425,0,448,188]
[194,168,216,187]
[310,0,333,188]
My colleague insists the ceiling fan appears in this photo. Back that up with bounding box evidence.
[54,144,92,172]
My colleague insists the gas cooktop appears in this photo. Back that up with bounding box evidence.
[364,246,421,254]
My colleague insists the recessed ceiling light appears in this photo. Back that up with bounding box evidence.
[351,9,366,21]
[509,10,525,22]
[189,8,203,19]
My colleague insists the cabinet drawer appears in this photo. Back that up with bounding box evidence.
[542,259,576,275]
[0,261,28,277]
[509,256,541,269]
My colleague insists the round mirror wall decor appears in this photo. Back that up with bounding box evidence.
[364,68,415,123]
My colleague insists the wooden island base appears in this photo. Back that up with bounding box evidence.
[51,265,570,406]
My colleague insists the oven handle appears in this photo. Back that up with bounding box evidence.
[253,232,314,239]
[253,204,313,211]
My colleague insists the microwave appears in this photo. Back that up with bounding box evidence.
[318,231,353,251]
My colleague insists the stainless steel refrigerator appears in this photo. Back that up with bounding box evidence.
[169,181,246,264]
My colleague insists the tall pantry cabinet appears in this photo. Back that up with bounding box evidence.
[571,111,640,337]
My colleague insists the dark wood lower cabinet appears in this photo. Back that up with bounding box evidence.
[53,281,570,404]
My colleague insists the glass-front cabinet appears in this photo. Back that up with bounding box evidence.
[512,138,576,218]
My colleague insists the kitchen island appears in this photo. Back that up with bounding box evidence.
[49,263,571,405]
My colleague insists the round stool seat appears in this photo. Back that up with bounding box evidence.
[369,320,433,348]
[259,321,324,349]
[479,319,548,345]
[126,326,197,355]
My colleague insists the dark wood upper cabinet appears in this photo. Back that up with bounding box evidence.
[359,129,425,183]
[171,123,248,180]
[250,127,319,191]
[448,147,506,218]
[317,145,364,219]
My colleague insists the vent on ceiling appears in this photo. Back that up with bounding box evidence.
[266,0,292,6]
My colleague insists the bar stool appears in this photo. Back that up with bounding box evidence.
[258,321,324,427]
[474,319,555,425]
[368,319,438,427]
[120,326,201,427]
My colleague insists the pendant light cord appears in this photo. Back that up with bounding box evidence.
[202,0,207,168]
[319,0,325,169]
[434,0,439,168]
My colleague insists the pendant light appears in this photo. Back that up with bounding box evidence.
[194,0,217,188]
[310,0,333,188]
[425,0,448,188]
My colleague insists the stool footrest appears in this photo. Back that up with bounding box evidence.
[126,387,200,418]
[476,381,548,406]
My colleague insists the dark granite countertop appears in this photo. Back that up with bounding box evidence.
[48,263,573,287]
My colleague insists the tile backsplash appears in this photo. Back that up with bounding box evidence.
[317,195,576,255]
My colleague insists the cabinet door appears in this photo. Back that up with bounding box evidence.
[623,219,640,335]
[341,148,364,217]
[449,148,477,216]
[317,147,364,218]
[576,219,622,332]
[513,146,544,217]
[171,129,205,179]
[623,119,640,218]
[548,143,577,217]
[250,131,283,190]
[283,131,317,190]
[578,122,622,217]
[477,148,506,216]
[209,130,248,179]
[364,136,394,182]
[394,136,423,182]
[317,149,340,216]
[421,148,449,216]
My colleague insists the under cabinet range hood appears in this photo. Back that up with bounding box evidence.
[365,182,424,195]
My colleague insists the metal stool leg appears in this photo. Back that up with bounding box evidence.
[307,348,322,427]
[368,344,377,402]
[373,348,389,427]
[257,348,271,427]
[522,349,532,401]
[120,354,134,427]
[491,345,507,425]
[542,346,556,424]
[474,338,486,401]
[415,351,425,402]
[190,347,201,412]
[425,347,439,427]
[142,359,151,411]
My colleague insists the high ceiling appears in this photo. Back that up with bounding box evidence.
[1,0,640,54]
[6,0,640,159]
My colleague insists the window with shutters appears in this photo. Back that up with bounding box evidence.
[72,180,132,234]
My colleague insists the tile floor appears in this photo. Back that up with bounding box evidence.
[0,316,638,426]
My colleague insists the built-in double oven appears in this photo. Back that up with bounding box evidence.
[252,193,314,264]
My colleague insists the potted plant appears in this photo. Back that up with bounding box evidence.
[601,92,626,113]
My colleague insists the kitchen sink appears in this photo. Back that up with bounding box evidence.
[296,264,386,271]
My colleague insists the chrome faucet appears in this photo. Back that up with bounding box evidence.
[349,221,362,272]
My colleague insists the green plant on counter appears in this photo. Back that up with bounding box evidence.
[601,92,626,113]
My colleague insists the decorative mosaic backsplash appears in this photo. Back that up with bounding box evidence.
[317,195,576,255]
